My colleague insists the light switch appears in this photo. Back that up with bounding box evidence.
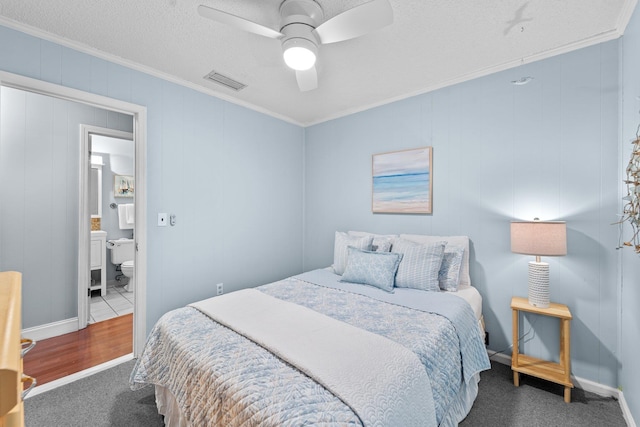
[158,213,167,227]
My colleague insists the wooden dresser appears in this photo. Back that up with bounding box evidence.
[0,272,36,427]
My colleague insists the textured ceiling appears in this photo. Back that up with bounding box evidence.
[0,0,636,126]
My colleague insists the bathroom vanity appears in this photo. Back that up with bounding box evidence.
[90,230,107,296]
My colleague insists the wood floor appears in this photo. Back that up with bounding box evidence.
[23,314,133,387]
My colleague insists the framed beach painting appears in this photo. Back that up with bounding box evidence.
[372,147,432,214]
[114,175,134,198]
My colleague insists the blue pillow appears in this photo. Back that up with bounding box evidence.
[393,239,446,291]
[438,246,465,291]
[340,247,402,293]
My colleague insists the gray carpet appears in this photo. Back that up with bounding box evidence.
[24,360,162,427]
[24,359,627,426]
[461,361,627,427]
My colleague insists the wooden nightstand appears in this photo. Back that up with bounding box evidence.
[511,296,573,403]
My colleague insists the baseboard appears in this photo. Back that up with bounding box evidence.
[487,349,637,426]
[22,317,78,341]
[487,349,511,366]
[25,354,134,399]
[619,391,638,427]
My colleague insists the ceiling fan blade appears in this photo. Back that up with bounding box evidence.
[198,5,283,39]
[296,67,318,92]
[313,0,393,44]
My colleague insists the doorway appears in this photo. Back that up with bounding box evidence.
[80,129,135,327]
[0,70,147,357]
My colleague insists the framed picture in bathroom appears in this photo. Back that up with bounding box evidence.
[114,175,134,198]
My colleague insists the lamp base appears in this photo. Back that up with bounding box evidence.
[528,261,549,308]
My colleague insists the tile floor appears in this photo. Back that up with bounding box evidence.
[89,281,134,323]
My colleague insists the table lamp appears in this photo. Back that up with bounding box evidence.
[511,219,567,308]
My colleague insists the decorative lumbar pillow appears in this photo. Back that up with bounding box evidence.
[340,247,402,293]
[333,232,374,275]
[393,238,446,291]
[438,246,465,291]
[400,234,471,288]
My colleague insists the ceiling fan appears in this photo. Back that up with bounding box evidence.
[198,0,393,92]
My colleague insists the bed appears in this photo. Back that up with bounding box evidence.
[131,232,490,426]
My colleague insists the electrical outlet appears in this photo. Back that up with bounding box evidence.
[216,283,223,296]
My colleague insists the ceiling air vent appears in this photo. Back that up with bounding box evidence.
[204,70,247,91]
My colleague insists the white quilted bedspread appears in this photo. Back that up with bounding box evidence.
[191,289,437,427]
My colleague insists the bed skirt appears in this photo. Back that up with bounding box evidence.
[153,372,481,427]
[155,385,185,427]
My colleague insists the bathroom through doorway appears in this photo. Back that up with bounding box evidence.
[81,129,135,327]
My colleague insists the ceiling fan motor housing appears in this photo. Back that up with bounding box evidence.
[279,0,324,25]
[279,0,322,48]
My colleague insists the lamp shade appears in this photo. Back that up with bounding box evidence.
[511,221,567,256]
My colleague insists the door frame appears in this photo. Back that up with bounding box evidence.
[0,70,148,356]
[79,126,134,329]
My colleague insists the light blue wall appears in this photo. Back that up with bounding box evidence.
[620,3,640,423]
[305,41,621,388]
[0,25,304,330]
[0,87,133,328]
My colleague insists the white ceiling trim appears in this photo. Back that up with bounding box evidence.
[1,0,637,129]
[0,16,302,126]
[617,0,639,33]
[305,25,633,127]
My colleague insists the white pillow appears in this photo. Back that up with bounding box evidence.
[399,234,471,288]
[347,231,398,252]
[333,232,374,275]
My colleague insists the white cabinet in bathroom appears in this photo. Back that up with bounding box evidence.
[90,230,107,296]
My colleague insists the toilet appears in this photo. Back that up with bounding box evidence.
[120,260,135,292]
[107,238,135,292]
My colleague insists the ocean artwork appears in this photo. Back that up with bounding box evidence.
[372,147,432,214]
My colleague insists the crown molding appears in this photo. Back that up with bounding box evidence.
[0,17,303,127]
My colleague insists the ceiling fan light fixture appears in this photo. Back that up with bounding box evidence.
[198,0,394,91]
[282,38,317,71]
